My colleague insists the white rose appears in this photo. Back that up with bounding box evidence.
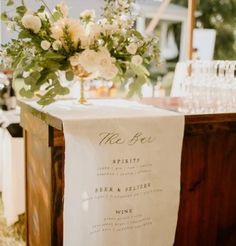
[22,14,42,33]
[126,43,138,55]
[78,49,99,73]
[131,55,143,66]
[41,40,51,50]
[69,53,80,66]
[57,1,69,17]
[98,47,111,59]
[97,48,113,67]
[100,64,118,80]
[97,47,118,79]
[80,9,96,22]
[52,40,62,51]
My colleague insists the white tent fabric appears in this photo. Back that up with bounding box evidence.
[2,129,25,226]
[0,110,25,226]
[162,30,179,60]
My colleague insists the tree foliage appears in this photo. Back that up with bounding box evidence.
[173,0,236,60]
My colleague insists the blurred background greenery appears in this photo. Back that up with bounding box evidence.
[173,0,236,60]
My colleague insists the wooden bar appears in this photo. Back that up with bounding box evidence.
[19,98,236,246]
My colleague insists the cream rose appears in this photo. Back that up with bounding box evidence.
[100,64,118,80]
[77,49,99,73]
[51,18,86,49]
[41,40,51,50]
[126,43,138,55]
[131,55,143,66]
[97,47,118,79]
[22,14,42,33]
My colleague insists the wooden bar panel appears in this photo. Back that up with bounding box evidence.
[22,111,65,246]
[51,145,65,246]
[25,130,51,246]
[20,98,236,246]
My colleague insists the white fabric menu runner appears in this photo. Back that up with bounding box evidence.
[25,99,184,246]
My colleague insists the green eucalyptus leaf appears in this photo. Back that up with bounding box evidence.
[18,30,31,39]
[16,5,27,16]
[52,11,63,21]
[65,70,74,81]
[37,96,55,106]
[47,73,58,80]
[1,12,8,21]
[135,75,147,86]
[24,76,36,85]
[44,52,65,60]
[60,62,70,71]
[37,5,45,13]
[19,88,34,98]
[44,60,61,70]
[7,0,14,6]
[58,86,70,95]
[30,71,41,80]
[126,88,135,98]
[37,69,51,85]
[130,64,150,76]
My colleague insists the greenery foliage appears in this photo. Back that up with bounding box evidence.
[1,0,159,105]
[173,0,236,60]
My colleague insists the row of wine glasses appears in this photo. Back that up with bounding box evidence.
[180,60,236,114]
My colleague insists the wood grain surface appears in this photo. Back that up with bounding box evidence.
[20,98,236,246]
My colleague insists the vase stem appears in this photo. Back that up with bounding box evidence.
[79,79,87,104]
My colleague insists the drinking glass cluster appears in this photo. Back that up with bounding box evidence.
[181,60,236,113]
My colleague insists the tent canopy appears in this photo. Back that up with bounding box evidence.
[136,0,201,23]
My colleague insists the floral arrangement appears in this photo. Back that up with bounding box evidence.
[1,0,159,105]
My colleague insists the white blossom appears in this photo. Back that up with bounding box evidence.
[131,55,143,65]
[102,23,119,35]
[52,40,62,51]
[116,0,129,9]
[80,9,96,22]
[23,72,30,78]
[84,23,102,48]
[41,40,51,50]
[76,47,118,80]
[57,1,69,17]
[38,11,50,21]
[100,63,118,80]
[97,47,118,79]
[22,14,42,33]
[126,43,138,55]
[77,49,99,74]
[6,22,16,32]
